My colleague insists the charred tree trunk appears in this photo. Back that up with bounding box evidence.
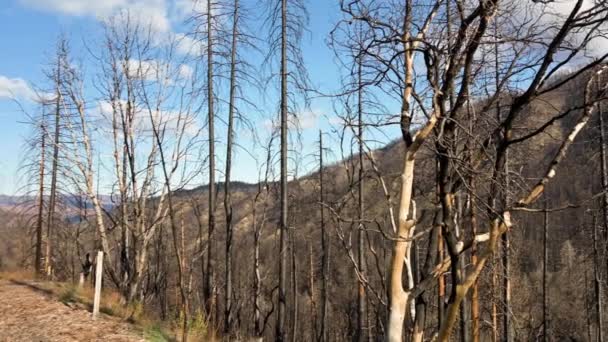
[543,200,549,341]
[35,122,46,278]
[598,75,608,280]
[319,130,329,342]
[45,56,62,279]
[470,192,480,342]
[277,0,288,339]
[356,54,367,342]
[253,196,262,339]
[594,213,604,342]
[457,195,470,342]
[309,241,317,341]
[205,0,217,326]
[437,158,446,327]
[291,229,298,342]
[223,0,239,334]
[495,16,511,342]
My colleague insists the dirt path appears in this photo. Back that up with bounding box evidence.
[0,279,145,342]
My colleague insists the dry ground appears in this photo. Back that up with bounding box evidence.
[0,279,145,342]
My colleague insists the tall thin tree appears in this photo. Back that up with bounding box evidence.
[223,0,240,334]
[205,0,217,325]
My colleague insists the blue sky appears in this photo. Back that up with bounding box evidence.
[0,0,392,195]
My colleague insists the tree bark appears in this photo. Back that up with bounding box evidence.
[319,130,329,342]
[356,54,367,342]
[470,192,480,342]
[277,0,288,339]
[223,0,239,334]
[291,229,298,342]
[543,199,549,342]
[35,122,46,278]
[594,213,604,342]
[45,55,62,279]
[598,75,608,281]
[205,0,217,326]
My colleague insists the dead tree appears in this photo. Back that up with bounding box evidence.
[278,0,288,338]
[337,1,608,340]
[206,0,218,324]
[223,0,240,334]
[35,120,46,278]
[319,130,329,342]
[97,17,178,302]
[264,0,309,339]
[355,42,368,342]
[543,199,549,341]
[251,133,276,340]
[598,74,608,280]
[594,211,604,342]
[44,38,67,280]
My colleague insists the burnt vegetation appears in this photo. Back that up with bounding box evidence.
[2,0,608,341]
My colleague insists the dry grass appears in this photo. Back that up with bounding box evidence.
[0,270,217,341]
[0,270,190,341]
[0,276,144,341]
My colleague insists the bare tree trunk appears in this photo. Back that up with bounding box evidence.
[411,235,426,342]
[35,122,46,278]
[45,53,63,279]
[253,197,262,339]
[148,106,190,342]
[277,0,288,339]
[598,75,608,280]
[205,0,217,327]
[223,0,239,334]
[502,189,511,342]
[594,213,604,342]
[543,200,549,341]
[437,159,446,327]
[291,230,298,342]
[356,54,367,342]
[319,130,329,342]
[470,192,480,342]
[585,265,592,341]
[309,241,317,341]
[494,15,511,341]
[467,93,480,342]
[457,195,470,342]
[386,153,416,342]
[492,255,498,342]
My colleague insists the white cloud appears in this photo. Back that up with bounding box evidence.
[528,0,608,58]
[172,0,206,21]
[261,109,323,133]
[294,109,320,130]
[175,33,205,56]
[125,59,194,83]
[98,100,198,137]
[178,64,194,79]
[20,0,171,33]
[127,59,162,81]
[20,0,210,56]
[0,76,37,101]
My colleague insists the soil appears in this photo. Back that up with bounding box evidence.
[0,279,145,342]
